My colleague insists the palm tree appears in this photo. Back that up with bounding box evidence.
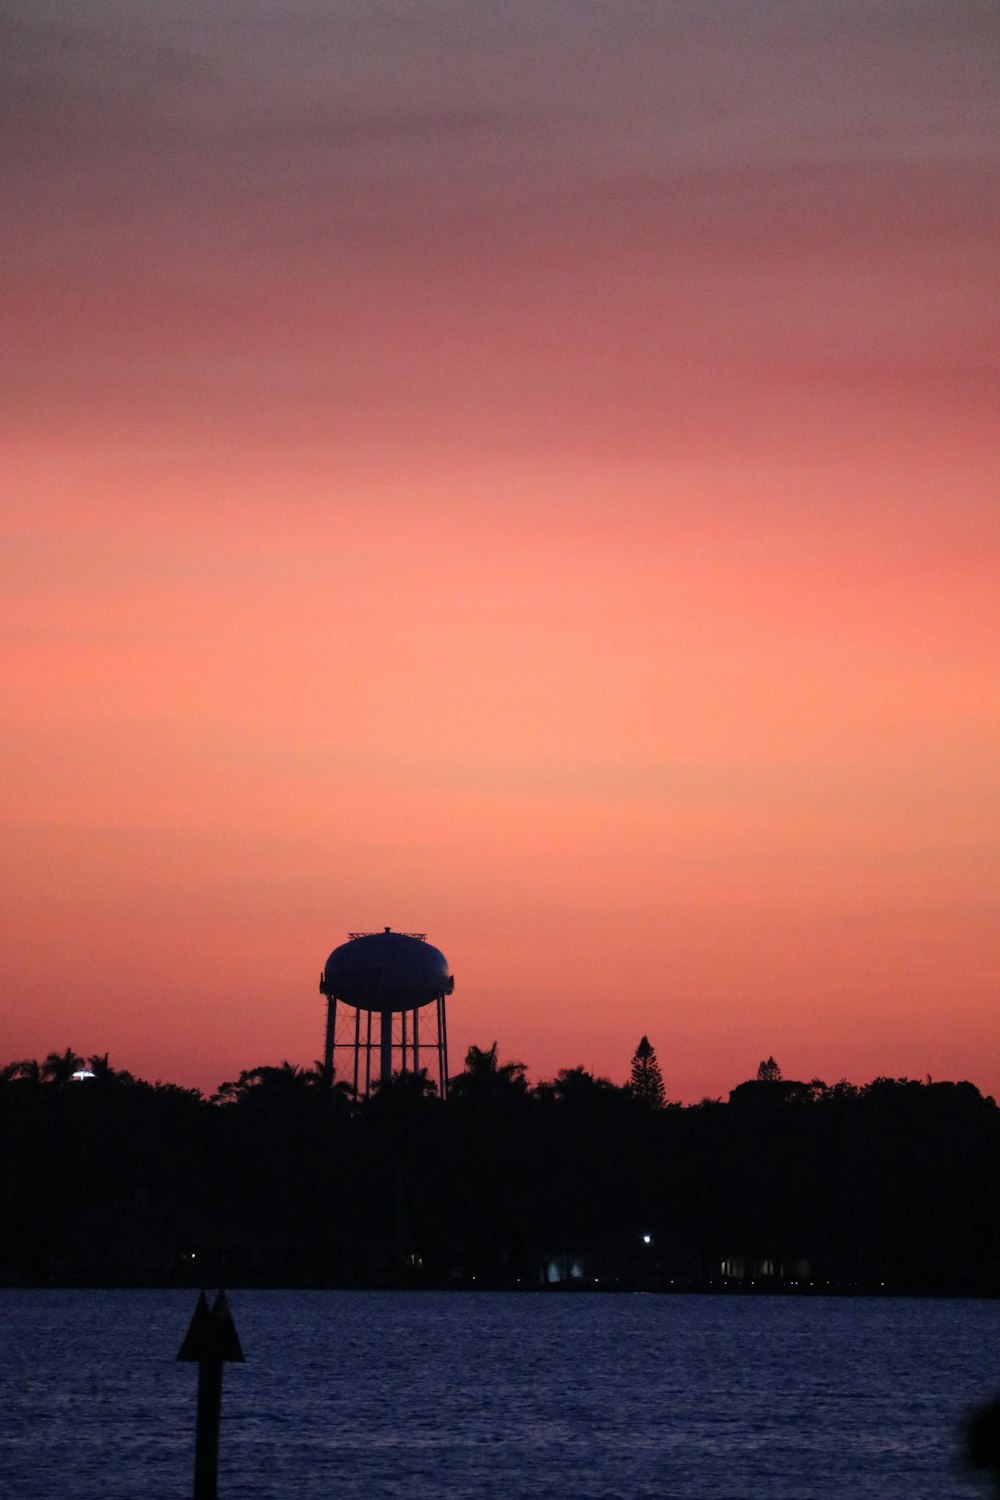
[449,1042,528,1104]
[548,1065,616,1103]
[255,1061,311,1092]
[213,1061,326,1105]
[41,1048,83,1086]
[466,1042,501,1076]
[370,1067,439,1104]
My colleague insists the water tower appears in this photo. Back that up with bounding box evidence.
[320,928,455,1097]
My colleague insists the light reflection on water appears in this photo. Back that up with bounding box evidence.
[1,1289,997,1498]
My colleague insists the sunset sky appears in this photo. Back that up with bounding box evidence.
[2,1,997,1101]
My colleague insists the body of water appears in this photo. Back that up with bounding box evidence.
[1,1289,997,1498]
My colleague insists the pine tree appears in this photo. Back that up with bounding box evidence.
[756,1056,782,1083]
[630,1035,666,1108]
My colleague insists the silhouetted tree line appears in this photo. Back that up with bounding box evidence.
[1,1044,997,1293]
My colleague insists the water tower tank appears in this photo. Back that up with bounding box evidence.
[322,929,453,1012]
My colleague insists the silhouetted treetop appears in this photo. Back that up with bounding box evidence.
[41,1048,84,1086]
[630,1035,666,1108]
[450,1042,528,1104]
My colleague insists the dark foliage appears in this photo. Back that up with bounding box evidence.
[1,1049,998,1293]
[630,1036,667,1109]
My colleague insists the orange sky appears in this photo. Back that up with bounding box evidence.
[2,2,998,1100]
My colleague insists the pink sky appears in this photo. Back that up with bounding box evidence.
[2,1,997,1099]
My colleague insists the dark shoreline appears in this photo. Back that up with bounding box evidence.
[5,1067,998,1302]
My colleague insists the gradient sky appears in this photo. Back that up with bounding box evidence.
[2,1,997,1100]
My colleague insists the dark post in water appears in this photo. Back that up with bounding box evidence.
[176,1289,245,1500]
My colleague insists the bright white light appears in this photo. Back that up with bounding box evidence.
[642,1233,652,1244]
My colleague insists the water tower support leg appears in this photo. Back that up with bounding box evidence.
[380,1009,393,1084]
[438,993,449,1099]
[412,1007,419,1075]
[365,1011,373,1096]
[352,1005,361,1097]
[323,997,336,1088]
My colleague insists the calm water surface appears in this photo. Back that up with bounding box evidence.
[1,1289,997,1498]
